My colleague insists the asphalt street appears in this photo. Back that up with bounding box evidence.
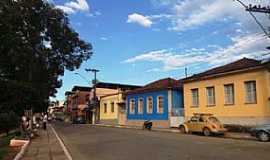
[53,122,270,160]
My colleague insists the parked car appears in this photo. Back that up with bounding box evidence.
[72,116,86,124]
[179,113,227,136]
[250,124,270,142]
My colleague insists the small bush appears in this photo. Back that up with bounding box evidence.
[0,111,19,136]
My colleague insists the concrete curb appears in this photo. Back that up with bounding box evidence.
[50,124,73,160]
[93,124,180,133]
[92,124,255,141]
[13,140,30,160]
[224,133,255,141]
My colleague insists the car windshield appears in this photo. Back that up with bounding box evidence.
[190,116,199,122]
[208,117,220,124]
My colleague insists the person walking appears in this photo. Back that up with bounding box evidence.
[21,115,28,138]
[43,114,48,130]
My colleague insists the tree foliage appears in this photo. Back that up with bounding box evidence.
[0,111,19,135]
[0,0,92,114]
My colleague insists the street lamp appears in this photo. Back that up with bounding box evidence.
[85,68,100,124]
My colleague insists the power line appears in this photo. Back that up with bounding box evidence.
[235,0,270,39]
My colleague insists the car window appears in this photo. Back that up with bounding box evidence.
[208,117,220,124]
[190,116,199,122]
[199,117,204,122]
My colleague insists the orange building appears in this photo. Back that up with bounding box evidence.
[69,86,91,122]
[182,58,270,126]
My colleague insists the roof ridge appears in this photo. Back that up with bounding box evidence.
[182,57,263,83]
[144,77,177,87]
[126,77,181,95]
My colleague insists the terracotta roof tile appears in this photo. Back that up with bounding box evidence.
[126,78,182,95]
[182,58,265,83]
[72,86,92,92]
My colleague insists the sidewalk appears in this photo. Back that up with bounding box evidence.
[94,124,255,140]
[21,124,68,160]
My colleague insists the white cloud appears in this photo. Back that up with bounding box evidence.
[124,34,270,71]
[127,13,153,28]
[147,0,270,33]
[100,37,108,41]
[124,1,270,72]
[124,50,170,63]
[149,14,173,19]
[146,68,161,72]
[170,0,230,31]
[124,49,207,71]
[66,0,89,11]
[86,11,102,17]
[150,0,177,6]
[207,33,270,65]
[56,0,89,14]
[56,5,75,14]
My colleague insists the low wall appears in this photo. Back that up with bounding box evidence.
[99,119,118,126]
[126,120,170,128]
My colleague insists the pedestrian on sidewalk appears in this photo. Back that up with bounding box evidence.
[26,117,33,139]
[43,113,48,130]
[21,115,28,138]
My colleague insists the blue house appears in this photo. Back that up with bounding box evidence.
[125,78,184,128]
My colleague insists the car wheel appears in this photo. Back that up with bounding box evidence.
[179,125,186,134]
[203,128,211,136]
[258,131,270,142]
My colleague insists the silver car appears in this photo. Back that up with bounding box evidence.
[250,124,270,142]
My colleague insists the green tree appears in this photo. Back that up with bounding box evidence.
[0,111,19,135]
[0,0,92,114]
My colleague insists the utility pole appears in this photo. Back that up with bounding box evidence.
[185,68,188,78]
[235,0,270,39]
[85,68,100,124]
[246,4,270,14]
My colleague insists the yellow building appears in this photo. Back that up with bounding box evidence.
[100,92,126,125]
[183,58,270,126]
[90,82,140,124]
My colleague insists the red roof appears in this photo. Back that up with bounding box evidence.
[126,78,182,95]
[182,58,267,83]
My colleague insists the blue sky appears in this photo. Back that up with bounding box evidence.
[50,0,270,101]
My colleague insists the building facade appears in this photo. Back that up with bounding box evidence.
[99,92,126,125]
[69,86,91,122]
[65,91,74,115]
[183,58,270,126]
[126,78,184,128]
[90,82,141,124]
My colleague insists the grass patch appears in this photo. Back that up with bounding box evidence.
[0,132,17,160]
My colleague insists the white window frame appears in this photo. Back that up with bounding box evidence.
[191,89,199,107]
[206,87,215,106]
[245,81,257,104]
[138,98,143,114]
[129,99,135,114]
[157,96,164,114]
[147,96,153,114]
[224,84,234,105]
